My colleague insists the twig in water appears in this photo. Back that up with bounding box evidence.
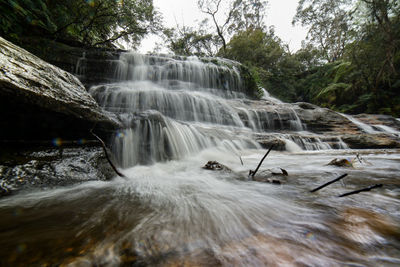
[338,184,383,197]
[355,153,363,164]
[90,130,126,179]
[249,144,274,179]
[239,156,243,166]
[310,174,348,193]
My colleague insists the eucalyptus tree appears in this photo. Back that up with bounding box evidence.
[292,0,354,63]
[162,21,219,56]
[197,0,268,54]
[357,0,399,82]
[345,0,400,114]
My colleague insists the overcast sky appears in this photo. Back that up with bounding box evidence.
[139,0,308,53]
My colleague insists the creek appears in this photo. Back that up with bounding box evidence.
[0,53,399,266]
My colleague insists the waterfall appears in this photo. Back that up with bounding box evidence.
[90,53,266,167]
[89,52,346,167]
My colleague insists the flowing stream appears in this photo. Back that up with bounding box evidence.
[1,53,399,266]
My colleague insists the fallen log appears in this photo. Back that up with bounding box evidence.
[310,173,348,193]
[338,184,383,197]
[90,130,126,179]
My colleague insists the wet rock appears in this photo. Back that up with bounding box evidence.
[295,105,359,135]
[250,98,400,150]
[296,102,318,110]
[0,147,115,196]
[272,168,289,176]
[0,37,120,142]
[354,114,400,131]
[203,161,232,172]
[253,176,282,184]
[252,169,285,184]
[332,207,400,245]
[327,158,354,168]
[255,136,286,150]
[342,134,400,149]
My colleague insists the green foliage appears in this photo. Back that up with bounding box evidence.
[0,0,57,36]
[289,0,400,116]
[1,0,161,48]
[293,0,354,62]
[315,83,352,103]
[223,28,283,68]
[293,44,323,71]
[197,0,268,54]
[223,28,299,101]
[163,22,219,56]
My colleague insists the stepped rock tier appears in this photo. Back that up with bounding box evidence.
[1,37,400,165]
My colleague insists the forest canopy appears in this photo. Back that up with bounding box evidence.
[0,0,161,48]
[1,0,399,115]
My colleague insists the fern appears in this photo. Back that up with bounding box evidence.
[332,61,352,83]
[316,83,351,98]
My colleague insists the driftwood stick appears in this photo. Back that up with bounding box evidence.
[239,156,243,166]
[249,144,274,178]
[338,184,383,197]
[310,173,348,193]
[90,130,126,179]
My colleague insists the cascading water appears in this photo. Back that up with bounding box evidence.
[90,53,267,167]
[89,52,342,167]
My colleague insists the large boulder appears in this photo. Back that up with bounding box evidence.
[0,37,120,144]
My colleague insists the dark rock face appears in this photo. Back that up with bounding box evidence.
[14,36,123,88]
[0,37,120,143]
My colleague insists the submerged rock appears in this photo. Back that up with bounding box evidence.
[251,169,286,184]
[203,161,232,172]
[327,158,354,168]
[0,37,120,142]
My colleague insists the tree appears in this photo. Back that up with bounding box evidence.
[0,0,161,48]
[197,0,267,54]
[224,28,282,68]
[342,0,400,114]
[224,28,300,101]
[293,42,324,71]
[0,0,57,38]
[234,0,267,31]
[357,0,399,85]
[293,0,354,62]
[162,20,219,56]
